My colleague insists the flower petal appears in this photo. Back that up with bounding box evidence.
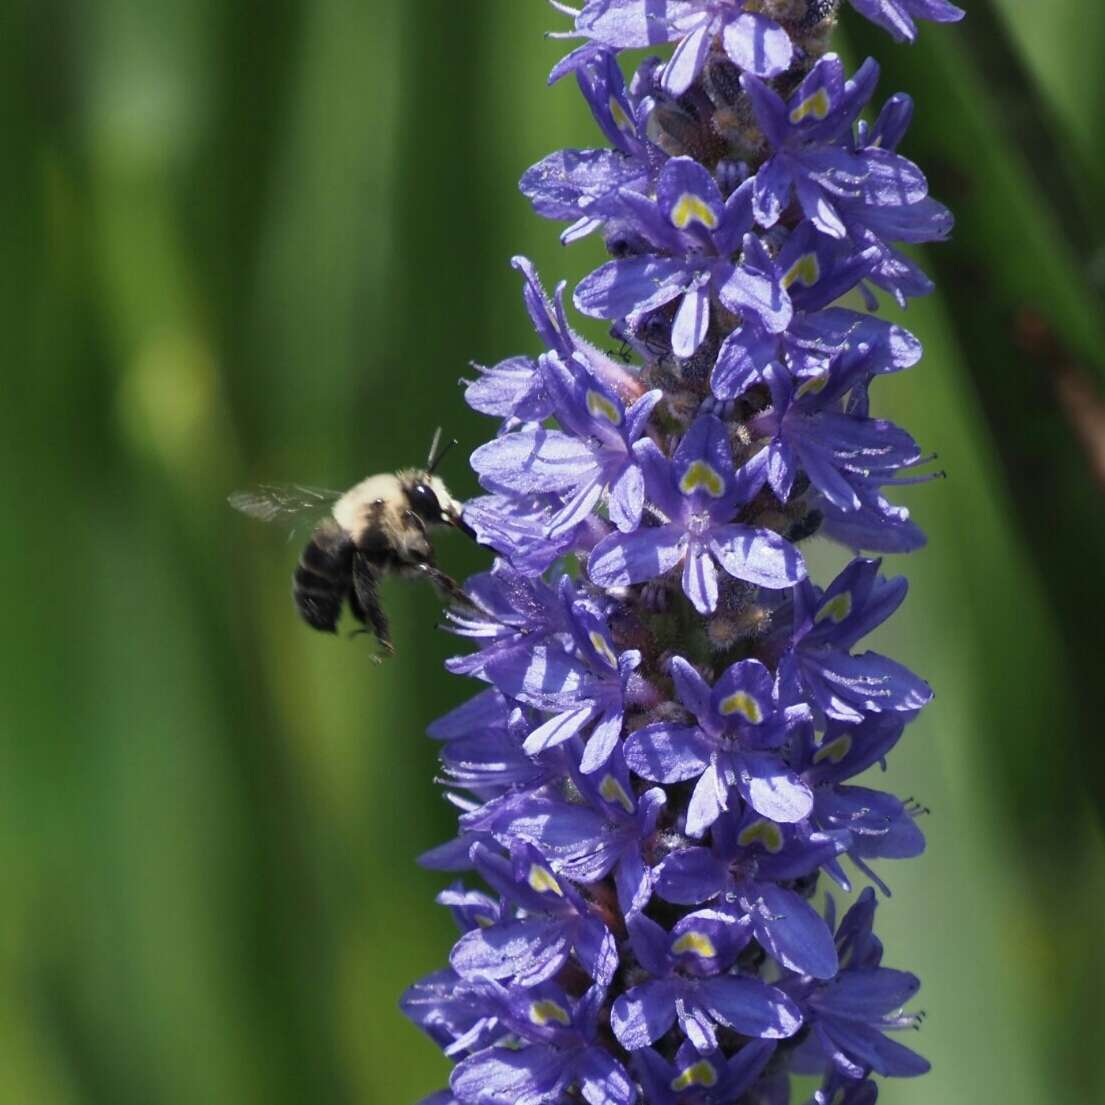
[736,753,814,823]
[589,526,687,589]
[576,1049,638,1105]
[710,525,807,589]
[671,283,711,358]
[608,461,645,533]
[682,544,719,614]
[451,918,570,986]
[611,979,678,1050]
[524,705,597,756]
[698,976,803,1039]
[722,13,793,78]
[662,22,713,95]
[746,883,839,979]
[686,760,730,837]
[472,429,598,495]
[451,1044,569,1105]
[624,723,712,783]
[574,256,691,320]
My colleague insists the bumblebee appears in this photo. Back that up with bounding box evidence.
[230,432,475,656]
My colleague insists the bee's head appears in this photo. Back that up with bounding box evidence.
[403,471,475,539]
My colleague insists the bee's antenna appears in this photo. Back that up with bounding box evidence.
[427,426,443,469]
[428,429,458,474]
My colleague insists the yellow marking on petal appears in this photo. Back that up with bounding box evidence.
[589,630,618,669]
[475,913,496,928]
[818,591,852,623]
[782,252,821,289]
[739,818,785,853]
[530,999,571,1026]
[599,774,635,814]
[814,733,853,765]
[671,1060,719,1091]
[671,191,720,231]
[609,96,630,130]
[528,864,564,896]
[679,460,726,497]
[672,931,717,958]
[718,691,764,724]
[790,86,831,123]
[586,388,623,425]
[796,371,830,398]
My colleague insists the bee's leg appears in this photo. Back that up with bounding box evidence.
[411,562,471,609]
[351,552,394,660]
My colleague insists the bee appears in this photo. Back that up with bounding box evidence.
[229,431,476,658]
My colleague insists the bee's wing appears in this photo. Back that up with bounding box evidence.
[228,483,342,537]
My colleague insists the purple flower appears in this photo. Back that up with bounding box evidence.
[742,56,884,237]
[794,715,926,894]
[848,0,964,43]
[451,841,618,987]
[841,92,954,305]
[429,685,559,795]
[781,558,932,723]
[633,1038,776,1105]
[523,48,662,243]
[574,160,792,357]
[711,301,922,404]
[812,471,927,553]
[452,981,637,1105]
[484,592,651,773]
[571,1,795,90]
[403,969,505,1058]
[444,562,567,675]
[472,750,665,914]
[750,355,924,513]
[472,352,662,537]
[782,890,931,1080]
[609,910,802,1052]
[653,811,843,978]
[462,494,588,576]
[626,655,814,830]
[589,414,806,613]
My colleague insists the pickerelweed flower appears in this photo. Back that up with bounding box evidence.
[405,2,957,1101]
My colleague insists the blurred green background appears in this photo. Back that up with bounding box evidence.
[3,1,1105,1102]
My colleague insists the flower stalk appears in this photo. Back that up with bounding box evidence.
[403,2,961,1102]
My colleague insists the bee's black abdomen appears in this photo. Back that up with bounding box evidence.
[293,522,354,633]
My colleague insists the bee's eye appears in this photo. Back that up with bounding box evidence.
[408,482,442,521]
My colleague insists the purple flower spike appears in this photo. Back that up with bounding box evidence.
[408,4,958,1101]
